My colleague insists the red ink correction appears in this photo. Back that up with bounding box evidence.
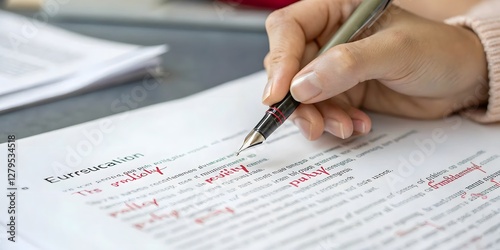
[205,165,249,184]
[194,207,235,224]
[461,192,468,199]
[289,166,330,188]
[396,221,444,237]
[461,192,487,199]
[428,163,486,189]
[491,178,500,187]
[470,193,487,199]
[72,188,102,196]
[134,210,180,230]
[111,166,165,187]
[424,221,444,231]
[109,198,159,218]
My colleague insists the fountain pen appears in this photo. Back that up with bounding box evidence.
[237,0,393,155]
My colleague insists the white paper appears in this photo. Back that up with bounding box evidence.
[1,72,499,250]
[0,45,166,112]
[0,10,167,111]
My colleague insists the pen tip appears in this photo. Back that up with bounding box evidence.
[236,130,265,155]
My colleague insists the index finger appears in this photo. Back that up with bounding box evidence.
[263,0,360,105]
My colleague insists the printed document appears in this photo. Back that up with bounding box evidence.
[1,72,499,249]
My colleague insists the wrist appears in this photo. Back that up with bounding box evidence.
[445,15,500,122]
[453,25,489,111]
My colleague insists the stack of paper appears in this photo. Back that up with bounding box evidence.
[0,10,167,112]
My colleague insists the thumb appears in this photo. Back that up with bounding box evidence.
[290,29,414,104]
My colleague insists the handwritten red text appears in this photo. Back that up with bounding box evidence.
[134,210,180,230]
[205,165,249,184]
[289,166,330,188]
[396,221,444,237]
[111,167,165,187]
[109,198,159,218]
[461,192,488,200]
[195,207,234,224]
[72,188,102,196]
[491,178,500,187]
[428,163,486,189]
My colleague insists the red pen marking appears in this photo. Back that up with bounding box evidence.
[470,193,488,199]
[72,188,102,196]
[428,163,486,189]
[289,166,330,188]
[205,165,249,184]
[461,191,487,200]
[133,210,179,230]
[109,198,159,218]
[424,221,445,231]
[267,109,283,124]
[111,166,165,187]
[194,207,234,224]
[491,178,500,187]
[396,221,444,237]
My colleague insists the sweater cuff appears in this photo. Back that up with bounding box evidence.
[445,16,500,123]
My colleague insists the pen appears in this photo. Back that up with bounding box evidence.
[237,0,393,155]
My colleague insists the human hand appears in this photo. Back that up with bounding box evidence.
[263,0,489,140]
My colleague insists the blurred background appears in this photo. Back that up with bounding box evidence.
[0,0,300,142]
[5,0,301,30]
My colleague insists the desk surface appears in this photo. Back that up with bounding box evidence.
[0,20,269,143]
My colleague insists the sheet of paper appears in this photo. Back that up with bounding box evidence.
[1,72,499,250]
[0,10,167,112]
[0,10,137,95]
[0,45,166,112]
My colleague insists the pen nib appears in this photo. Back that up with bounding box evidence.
[236,130,265,156]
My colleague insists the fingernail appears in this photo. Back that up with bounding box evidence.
[293,118,312,140]
[291,72,321,102]
[324,119,345,139]
[262,80,272,102]
[353,119,366,134]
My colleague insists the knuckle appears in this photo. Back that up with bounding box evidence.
[329,45,359,76]
[263,53,270,69]
[268,47,290,64]
[387,30,416,49]
[313,72,330,90]
[265,9,289,31]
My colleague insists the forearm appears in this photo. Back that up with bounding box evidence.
[3,0,42,10]
[445,0,500,123]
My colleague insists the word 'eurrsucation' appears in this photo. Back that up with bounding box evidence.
[44,153,145,183]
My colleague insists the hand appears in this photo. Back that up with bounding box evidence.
[262,0,489,140]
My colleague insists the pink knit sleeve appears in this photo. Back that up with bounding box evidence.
[445,0,500,123]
